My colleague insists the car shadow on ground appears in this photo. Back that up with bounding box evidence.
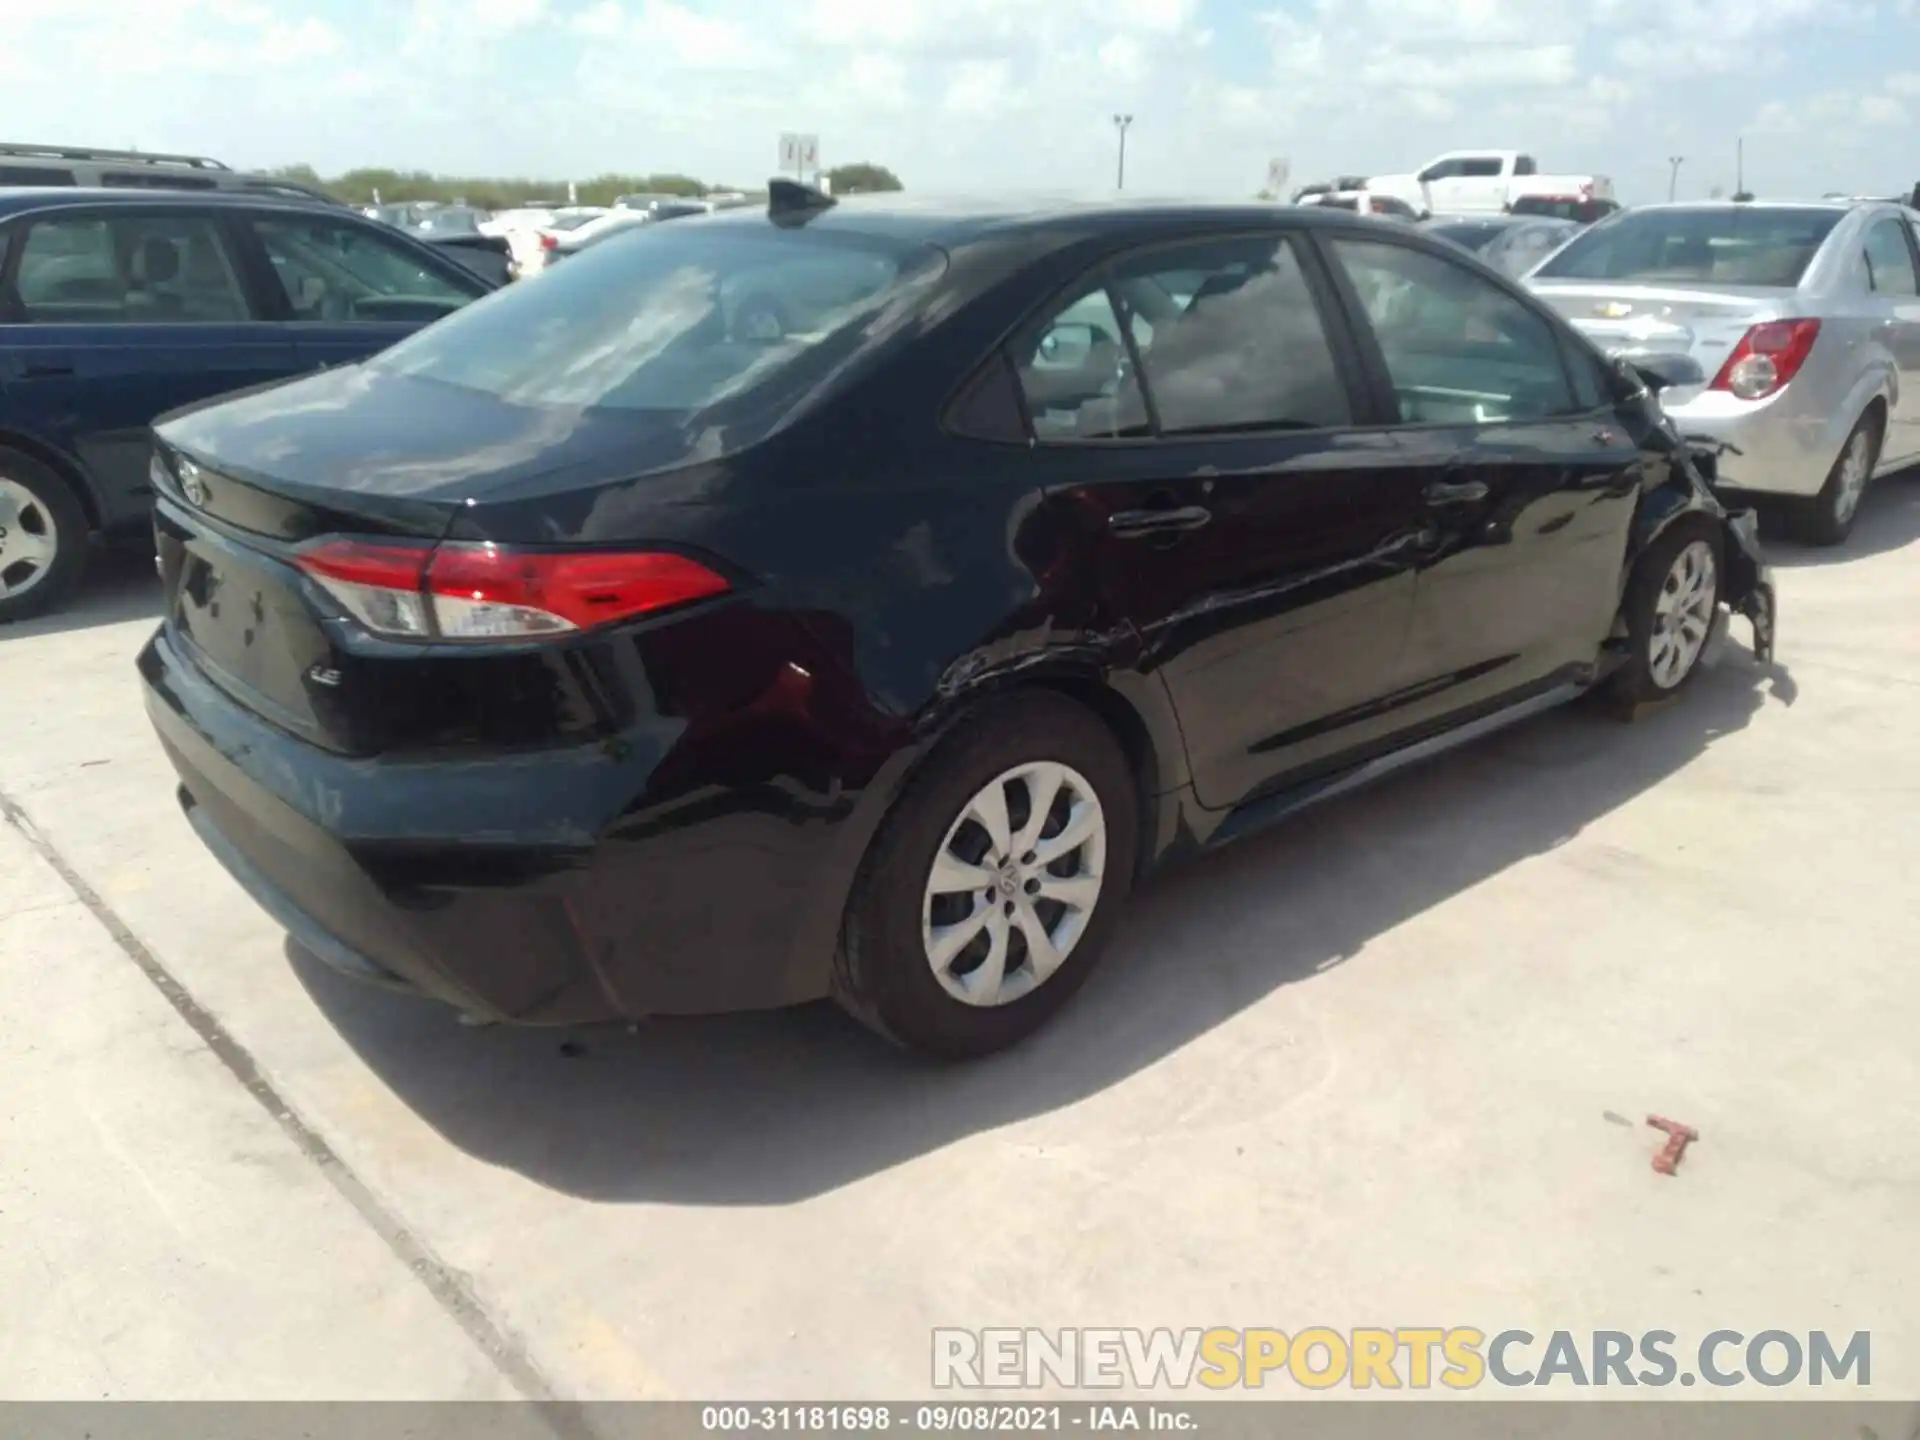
[0,546,160,639]
[1759,466,1920,568]
[293,654,1789,1207]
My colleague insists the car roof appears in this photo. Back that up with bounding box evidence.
[690,192,1400,246]
[1623,199,1867,215]
[0,185,345,217]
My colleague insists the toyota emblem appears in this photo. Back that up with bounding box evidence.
[179,460,208,508]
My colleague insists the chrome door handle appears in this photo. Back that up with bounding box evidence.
[1108,505,1213,538]
[1422,479,1490,505]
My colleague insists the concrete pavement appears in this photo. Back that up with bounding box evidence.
[2,481,1919,1401]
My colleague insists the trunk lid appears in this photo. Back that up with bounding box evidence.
[154,362,704,527]
[1526,281,1792,381]
[150,362,716,755]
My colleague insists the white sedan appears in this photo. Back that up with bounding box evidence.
[485,207,607,278]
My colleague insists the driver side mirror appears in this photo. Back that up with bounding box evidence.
[1034,321,1105,369]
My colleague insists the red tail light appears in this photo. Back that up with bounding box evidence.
[294,540,730,641]
[1709,319,1820,401]
[539,232,557,250]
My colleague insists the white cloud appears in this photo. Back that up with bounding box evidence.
[475,0,548,27]
[0,0,1915,206]
[1858,94,1909,126]
[1098,35,1150,86]
[943,61,1015,118]
[1752,81,1913,138]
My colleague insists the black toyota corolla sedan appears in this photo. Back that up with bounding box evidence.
[139,182,1775,1060]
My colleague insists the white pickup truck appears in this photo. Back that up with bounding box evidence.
[1364,151,1615,219]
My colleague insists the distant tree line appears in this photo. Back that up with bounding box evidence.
[268,162,902,209]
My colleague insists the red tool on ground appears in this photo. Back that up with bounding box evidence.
[1647,1116,1699,1176]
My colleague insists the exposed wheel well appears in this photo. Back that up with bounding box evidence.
[1001,676,1162,882]
[0,432,99,531]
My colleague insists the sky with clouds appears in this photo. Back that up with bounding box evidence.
[4,0,1918,204]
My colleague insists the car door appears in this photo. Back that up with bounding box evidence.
[1315,231,1643,719]
[1418,156,1464,213]
[1456,156,1510,213]
[1862,214,1920,463]
[241,211,488,372]
[0,206,297,531]
[1009,231,1431,812]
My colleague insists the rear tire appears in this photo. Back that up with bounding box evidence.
[1600,517,1724,712]
[0,447,89,624]
[833,693,1139,1060]
[1796,408,1882,547]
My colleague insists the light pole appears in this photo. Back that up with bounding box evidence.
[1113,114,1133,191]
[1667,155,1684,202]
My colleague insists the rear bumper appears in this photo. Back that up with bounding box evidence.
[1660,385,1854,500]
[138,621,844,1024]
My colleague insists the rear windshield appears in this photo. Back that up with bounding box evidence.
[1534,206,1843,286]
[373,223,945,413]
[1425,220,1508,252]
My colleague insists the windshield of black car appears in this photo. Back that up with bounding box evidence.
[1534,206,1843,286]
[373,224,944,413]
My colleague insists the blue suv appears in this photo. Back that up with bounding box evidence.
[0,188,494,620]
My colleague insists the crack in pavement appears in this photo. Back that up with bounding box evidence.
[1,784,599,1435]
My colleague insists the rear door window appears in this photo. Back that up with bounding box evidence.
[9,213,253,323]
[1115,236,1353,435]
[101,171,219,191]
[1012,285,1151,440]
[1010,235,1355,440]
[1863,218,1919,296]
[0,165,76,186]
[251,216,483,323]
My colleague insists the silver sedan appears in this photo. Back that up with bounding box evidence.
[1527,200,1920,545]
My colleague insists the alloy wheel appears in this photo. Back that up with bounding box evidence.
[1648,539,1717,690]
[1832,428,1873,526]
[0,477,60,602]
[921,761,1107,1008]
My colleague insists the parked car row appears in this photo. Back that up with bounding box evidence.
[119,179,1783,1063]
[1295,152,1621,228]
[0,183,495,619]
[1363,150,1619,222]
[1526,197,1920,544]
[1405,186,1920,548]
